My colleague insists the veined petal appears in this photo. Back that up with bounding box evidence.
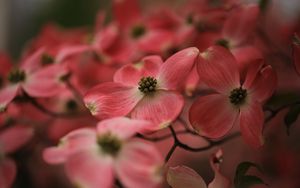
[189,94,238,138]
[0,85,19,112]
[97,117,154,140]
[167,166,207,188]
[222,4,259,46]
[131,91,184,130]
[158,47,199,90]
[247,65,277,103]
[239,101,264,149]
[242,59,264,89]
[66,151,114,188]
[197,46,240,94]
[0,158,16,188]
[116,141,163,188]
[113,55,162,87]
[0,126,33,154]
[113,0,141,28]
[84,82,143,119]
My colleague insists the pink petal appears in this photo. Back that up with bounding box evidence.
[43,128,97,164]
[239,101,264,149]
[0,85,19,112]
[208,149,231,188]
[158,47,199,90]
[167,166,207,188]
[197,46,240,94]
[116,141,163,188]
[242,59,264,89]
[113,55,162,87]
[247,65,277,103]
[131,91,184,129]
[0,125,33,154]
[66,151,114,188]
[93,24,119,51]
[97,117,154,140]
[138,30,174,53]
[23,64,68,97]
[21,48,45,72]
[84,82,143,119]
[222,4,259,46]
[113,0,141,28]
[56,45,91,63]
[0,158,16,188]
[189,94,239,138]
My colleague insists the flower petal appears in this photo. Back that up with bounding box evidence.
[222,4,259,46]
[0,85,19,112]
[66,151,114,188]
[113,0,141,28]
[113,55,162,87]
[0,158,16,188]
[116,141,163,188]
[23,64,68,97]
[97,117,154,140]
[197,46,240,94]
[189,94,238,138]
[167,166,207,188]
[21,48,45,72]
[84,82,143,119]
[247,65,277,103]
[0,125,33,154]
[43,128,97,164]
[131,91,184,129]
[56,45,91,63]
[242,59,264,89]
[158,47,199,90]
[239,101,264,149]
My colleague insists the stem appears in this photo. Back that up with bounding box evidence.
[264,101,300,122]
[165,125,240,162]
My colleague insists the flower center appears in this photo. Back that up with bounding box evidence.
[229,87,247,105]
[131,25,146,39]
[41,53,54,65]
[65,99,78,111]
[97,133,122,156]
[8,69,26,84]
[138,76,157,94]
[215,38,229,49]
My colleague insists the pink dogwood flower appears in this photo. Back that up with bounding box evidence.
[167,149,230,188]
[189,46,277,148]
[0,48,68,112]
[0,126,33,188]
[84,47,199,129]
[43,117,164,188]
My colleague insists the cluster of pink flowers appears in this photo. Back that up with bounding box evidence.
[1,0,300,187]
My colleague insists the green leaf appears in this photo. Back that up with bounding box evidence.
[237,175,267,188]
[284,104,300,135]
[234,162,264,188]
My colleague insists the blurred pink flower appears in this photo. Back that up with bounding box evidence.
[0,126,33,188]
[189,46,277,148]
[43,117,164,188]
[0,48,68,111]
[84,47,199,129]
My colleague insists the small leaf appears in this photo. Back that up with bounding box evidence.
[284,104,300,135]
[237,175,267,188]
[234,162,264,188]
